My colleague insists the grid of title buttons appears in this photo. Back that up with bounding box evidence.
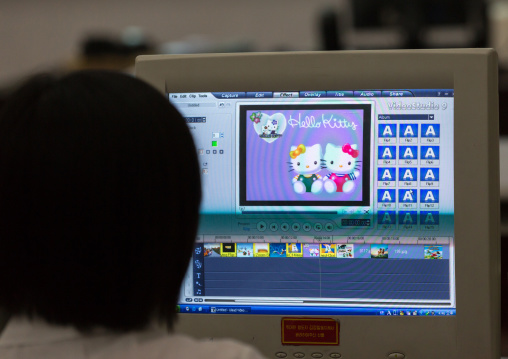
[377,122,440,230]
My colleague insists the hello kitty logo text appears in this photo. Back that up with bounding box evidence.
[288,113,357,130]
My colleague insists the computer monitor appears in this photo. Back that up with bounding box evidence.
[135,49,499,359]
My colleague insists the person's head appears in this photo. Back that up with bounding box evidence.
[0,71,201,332]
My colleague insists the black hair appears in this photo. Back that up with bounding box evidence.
[0,71,201,332]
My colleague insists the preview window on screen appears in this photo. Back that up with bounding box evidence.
[171,90,454,317]
[239,104,371,207]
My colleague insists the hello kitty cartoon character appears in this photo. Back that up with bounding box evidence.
[262,119,278,136]
[309,248,319,257]
[323,143,361,193]
[289,144,324,194]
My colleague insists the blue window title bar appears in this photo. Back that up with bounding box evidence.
[204,90,453,99]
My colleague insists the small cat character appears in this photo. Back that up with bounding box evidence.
[323,143,361,193]
[289,144,324,194]
[262,119,278,136]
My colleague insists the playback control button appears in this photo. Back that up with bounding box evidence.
[314,223,323,231]
[281,223,290,232]
[257,221,267,232]
[292,223,301,232]
[270,223,279,231]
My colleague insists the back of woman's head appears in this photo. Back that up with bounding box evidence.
[0,71,201,331]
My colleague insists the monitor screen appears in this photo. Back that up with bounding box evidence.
[173,89,455,317]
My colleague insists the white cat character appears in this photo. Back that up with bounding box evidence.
[289,144,324,194]
[323,143,361,193]
[262,119,278,136]
[309,248,319,257]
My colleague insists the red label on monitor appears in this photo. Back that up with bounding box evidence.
[281,318,340,346]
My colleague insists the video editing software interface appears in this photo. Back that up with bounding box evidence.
[171,89,455,316]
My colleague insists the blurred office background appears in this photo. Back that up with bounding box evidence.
[0,0,335,86]
[2,0,508,352]
[2,0,508,87]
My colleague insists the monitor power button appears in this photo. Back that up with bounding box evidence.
[388,353,405,359]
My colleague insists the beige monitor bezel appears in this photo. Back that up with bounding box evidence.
[136,49,499,359]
